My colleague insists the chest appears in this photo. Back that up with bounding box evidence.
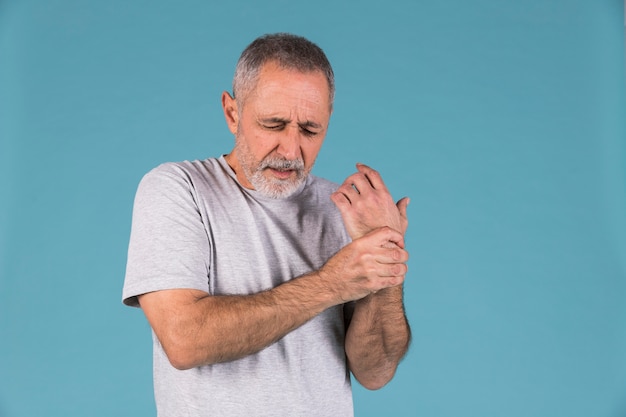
[197,190,347,295]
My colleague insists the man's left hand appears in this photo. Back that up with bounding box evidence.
[331,163,409,240]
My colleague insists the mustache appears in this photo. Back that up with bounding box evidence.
[260,156,304,171]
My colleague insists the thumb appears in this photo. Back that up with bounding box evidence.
[396,197,410,220]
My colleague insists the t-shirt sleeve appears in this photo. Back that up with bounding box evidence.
[122,164,211,307]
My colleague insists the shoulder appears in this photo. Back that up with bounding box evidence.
[142,159,218,182]
[137,158,224,192]
[306,174,340,195]
[131,160,215,210]
[302,174,344,217]
[304,174,351,244]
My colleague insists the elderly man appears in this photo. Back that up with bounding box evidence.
[123,33,410,417]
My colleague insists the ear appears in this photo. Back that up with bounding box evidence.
[221,91,239,135]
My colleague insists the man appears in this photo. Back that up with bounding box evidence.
[123,33,410,416]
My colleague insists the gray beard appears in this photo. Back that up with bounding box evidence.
[241,152,308,199]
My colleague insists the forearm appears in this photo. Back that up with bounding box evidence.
[141,272,338,370]
[332,164,412,388]
[140,227,408,370]
[345,284,411,390]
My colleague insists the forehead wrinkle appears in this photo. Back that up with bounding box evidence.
[244,67,331,129]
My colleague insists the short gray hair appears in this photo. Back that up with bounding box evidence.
[232,33,335,108]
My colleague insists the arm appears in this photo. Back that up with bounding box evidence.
[331,163,411,390]
[138,226,408,370]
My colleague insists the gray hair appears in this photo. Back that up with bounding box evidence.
[232,33,335,108]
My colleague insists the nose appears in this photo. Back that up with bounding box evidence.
[276,126,302,160]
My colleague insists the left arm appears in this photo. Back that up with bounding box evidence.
[344,286,410,389]
[331,163,411,390]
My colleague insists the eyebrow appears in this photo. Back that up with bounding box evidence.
[298,120,322,130]
[260,117,288,125]
[259,117,322,130]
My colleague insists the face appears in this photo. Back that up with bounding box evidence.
[222,61,332,198]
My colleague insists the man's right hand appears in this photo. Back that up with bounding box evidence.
[318,226,409,302]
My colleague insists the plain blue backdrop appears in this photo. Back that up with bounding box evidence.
[1,1,625,416]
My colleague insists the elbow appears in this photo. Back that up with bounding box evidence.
[158,329,231,369]
[163,344,199,370]
[353,366,397,391]
[361,380,388,391]
[160,335,229,370]
[160,337,212,370]
[167,352,197,371]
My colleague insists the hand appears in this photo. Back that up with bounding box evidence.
[318,227,409,302]
[331,163,409,240]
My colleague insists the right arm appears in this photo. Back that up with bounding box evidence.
[139,226,408,370]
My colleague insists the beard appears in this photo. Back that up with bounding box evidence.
[234,138,309,199]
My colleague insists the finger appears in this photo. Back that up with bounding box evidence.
[341,171,372,196]
[330,191,351,208]
[365,226,405,249]
[374,246,409,265]
[335,182,360,203]
[356,163,389,192]
[349,172,375,195]
[383,227,405,248]
[376,262,408,278]
[381,276,405,287]
[369,276,405,293]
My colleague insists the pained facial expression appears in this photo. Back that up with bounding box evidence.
[223,61,332,198]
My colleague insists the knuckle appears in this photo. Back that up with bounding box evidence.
[346,173,361,183]
[338,184,352,193]
[391,263,407,276]
[393,275,405,285]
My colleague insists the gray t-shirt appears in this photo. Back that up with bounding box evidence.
[123,156,353,417]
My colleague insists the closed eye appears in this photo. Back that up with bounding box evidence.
[300,127,318,137]
[299,122,322,138]
[263,123,285,131]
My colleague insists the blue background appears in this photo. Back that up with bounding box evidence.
[1,1,625,416]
